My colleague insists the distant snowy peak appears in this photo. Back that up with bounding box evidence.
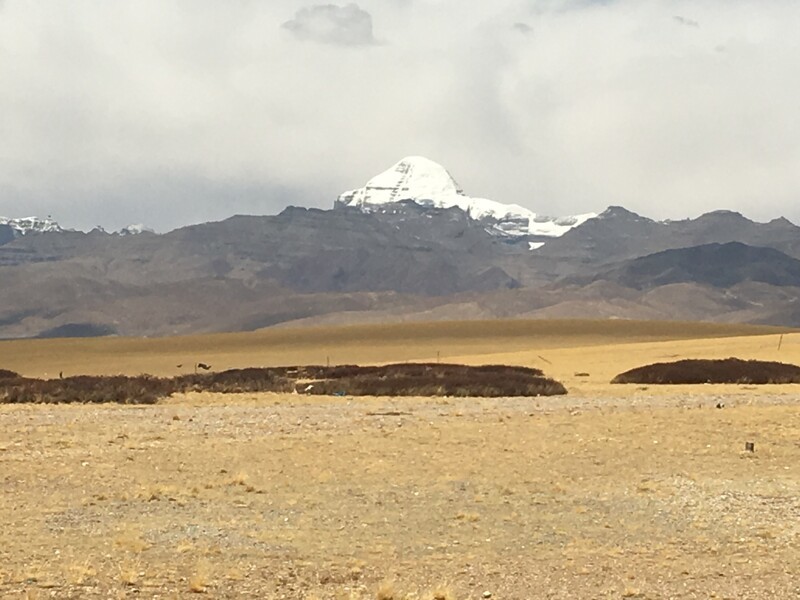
[0,216,62,236]
[118,223,154,236]
[336,156,597,239]
[0,216,154,237]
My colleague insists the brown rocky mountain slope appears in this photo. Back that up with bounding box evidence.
[2,205,800,337]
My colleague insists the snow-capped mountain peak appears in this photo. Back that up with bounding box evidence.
[0,216,62,235]
[336,156,597,240]
[338,156,464,208]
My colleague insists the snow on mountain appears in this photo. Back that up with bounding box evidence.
[0,216,155,238]
[0,216,62,235]
[118,223,154,236]
[336,156,597,241]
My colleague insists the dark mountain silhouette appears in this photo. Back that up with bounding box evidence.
[589,242,800,290]
[1,205,800,337]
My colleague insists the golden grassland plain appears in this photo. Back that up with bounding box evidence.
[2,319,800,598]
[0,318,792,380]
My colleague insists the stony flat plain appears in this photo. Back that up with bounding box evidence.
[2,320,800,599]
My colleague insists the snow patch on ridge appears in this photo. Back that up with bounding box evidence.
[118,223,154,236]
[0,216,62,235]
[336,156,597,241]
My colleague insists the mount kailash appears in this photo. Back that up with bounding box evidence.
[336,156,596,246]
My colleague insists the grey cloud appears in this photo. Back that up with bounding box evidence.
[512,22,533,34]
[282,4,377,46]
[2,1,800,232]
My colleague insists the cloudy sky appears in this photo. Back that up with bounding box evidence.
[1,0,799,231]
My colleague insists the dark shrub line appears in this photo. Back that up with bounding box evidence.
[612,358,800,385]
[0,363,566,404]
[298,363,563,398]
[0,368,19,380]
[0,375,172,405]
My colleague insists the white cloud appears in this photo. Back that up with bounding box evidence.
[0,0,799,231]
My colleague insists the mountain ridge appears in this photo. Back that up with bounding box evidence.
[0,216,156,241]
[2,156,800,337]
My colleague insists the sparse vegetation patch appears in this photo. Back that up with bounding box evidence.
[0,374,171,404]
[0,363,566,404]
[297,363,566,397]
[612,357,800,385]
[0,368,19,380]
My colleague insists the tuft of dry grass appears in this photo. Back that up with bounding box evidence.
[175,541,194,555]
[425,584,457,600]
[375,579,402,600]
[188,559,211,593]
[454,512,480,523]
[117,561,140,586]
[66,560,96,586]
[229,471,249,486]
[114,528,150,553]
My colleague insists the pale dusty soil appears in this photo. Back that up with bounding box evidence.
[3,322,800,598]
[2,389,800,599]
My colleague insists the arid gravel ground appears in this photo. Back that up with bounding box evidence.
[2,388,800,599]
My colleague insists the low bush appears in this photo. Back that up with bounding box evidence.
[175,368,295,394]
[0,375,169,405]
[0,363,566,404]
[0,368,20,380]
[298,363,563,397]
[612,358,800,385]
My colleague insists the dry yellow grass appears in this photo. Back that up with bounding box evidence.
[1,319,800,598]
[0,318,788,379]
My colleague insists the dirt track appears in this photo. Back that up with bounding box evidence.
[3,388,800,599]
